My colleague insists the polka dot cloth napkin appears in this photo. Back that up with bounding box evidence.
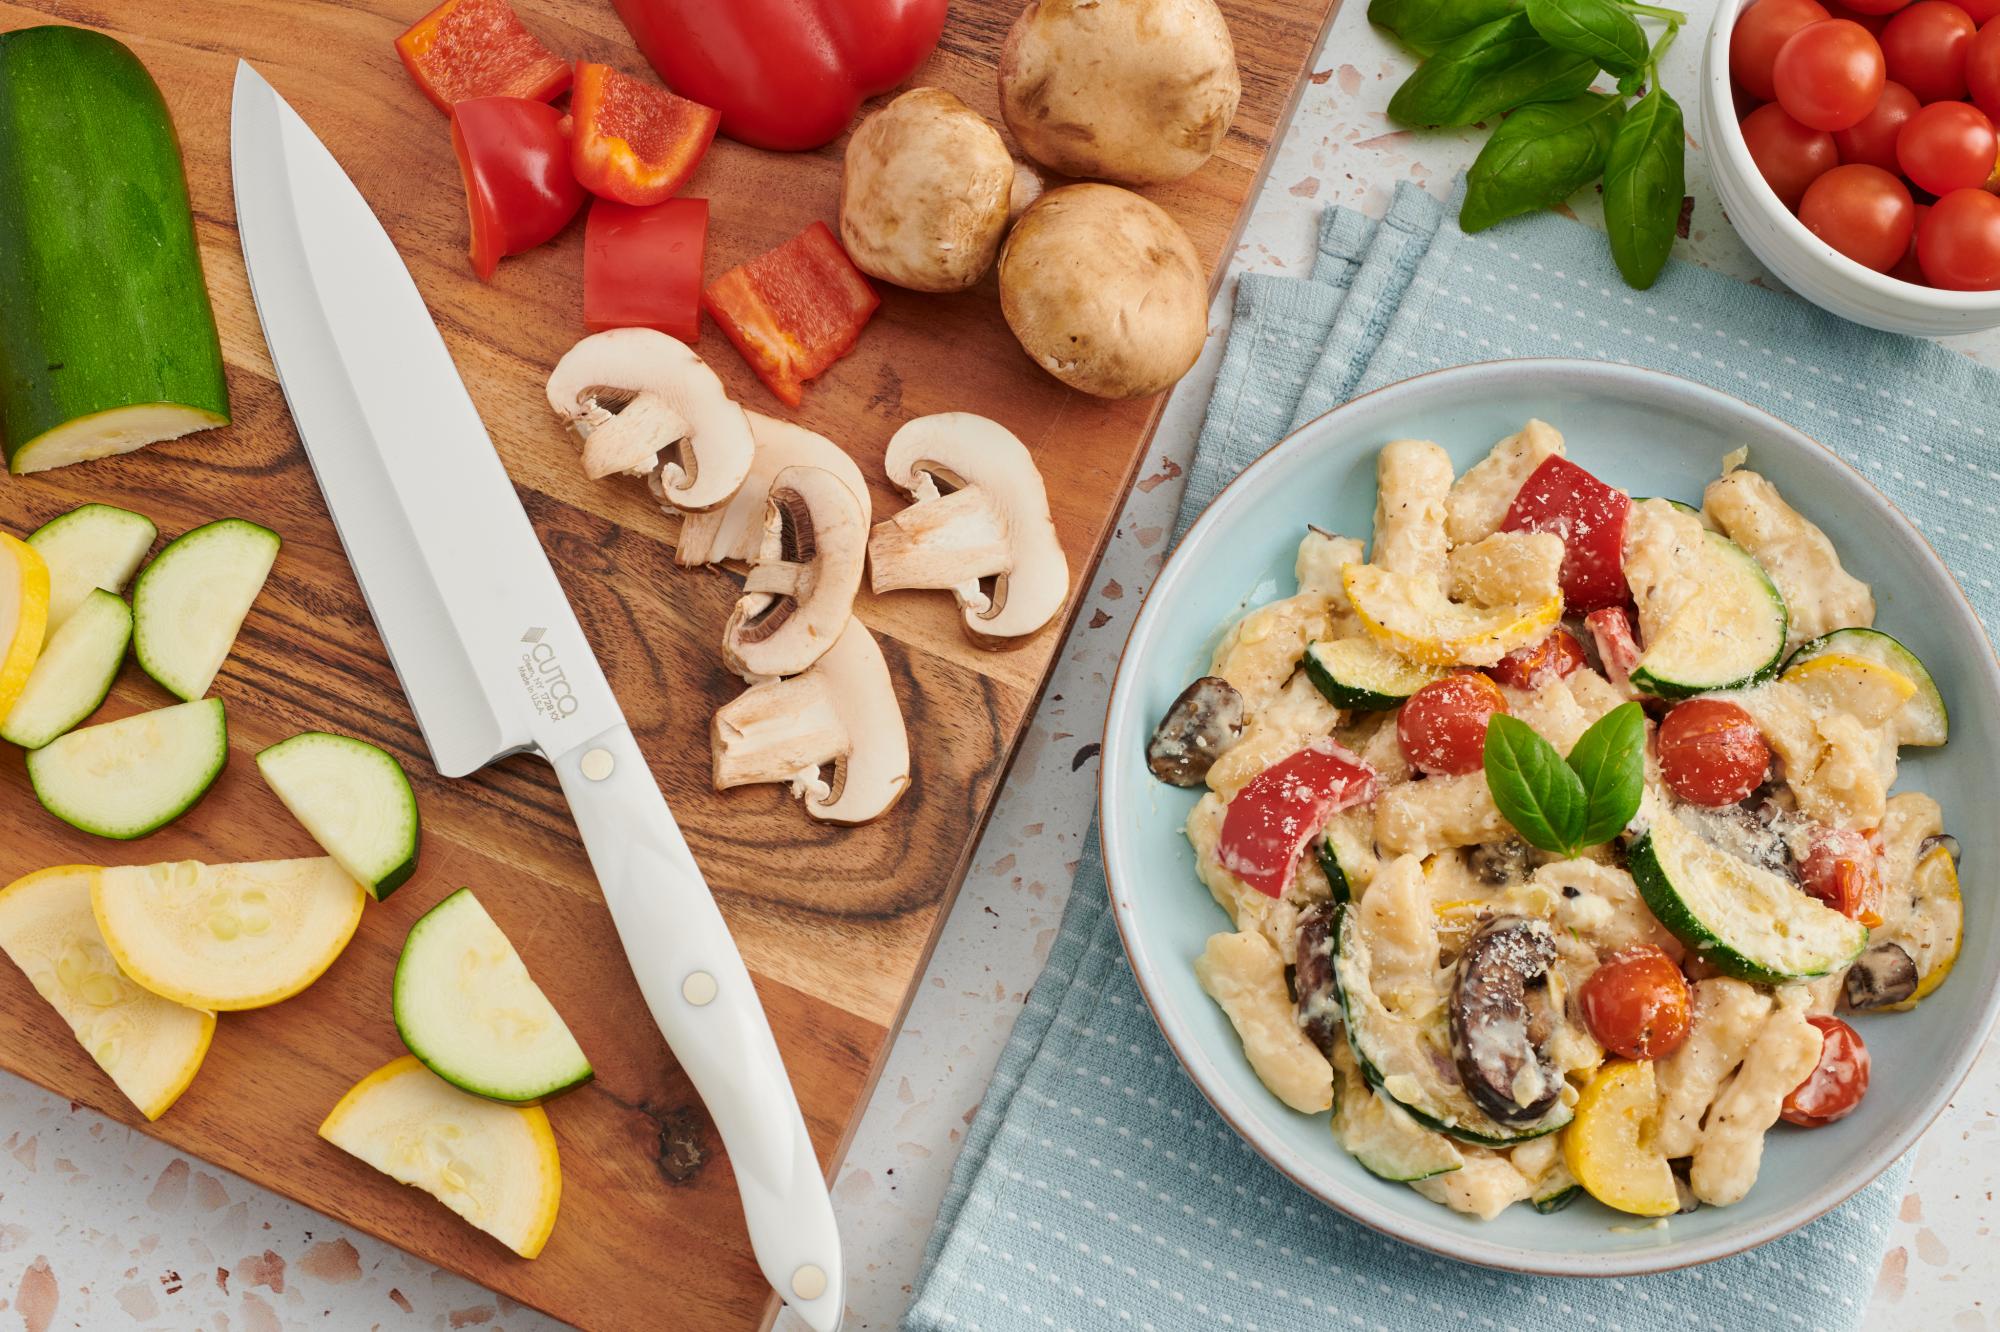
[904,179,1961,1332]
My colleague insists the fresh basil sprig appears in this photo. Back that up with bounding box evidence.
[1525,0,1649,75]
[1462,93,1623,232]
[1604,81,1687,290]
[1387,13,1600,128]
[1483,702,1645,858]
[1369,0,1522,57]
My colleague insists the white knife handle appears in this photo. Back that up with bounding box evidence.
[552,724,844,1332]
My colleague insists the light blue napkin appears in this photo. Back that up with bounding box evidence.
[904,178,2000,1332]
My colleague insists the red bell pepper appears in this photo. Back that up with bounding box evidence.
[702,222,879,407]
[569,62,720,207]
[1217,739,1379,899]
[395,0,570,111]
[584,197,708,342]
[1501,454,1633,613]
[607,0,948,151]
[449,98,585,281]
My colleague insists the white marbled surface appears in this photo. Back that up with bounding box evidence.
[4,2,1997,1329]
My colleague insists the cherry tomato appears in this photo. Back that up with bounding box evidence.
[1398,674,1508,776]
[1735,0,1836,100]
[1799,826,1884,925]
[1833,79,1920,167]
[1897,99,1998,193]
[1890,201,1932,281]
[1919,186,2000,286]
[1657,699,1771,806]
[1968,18,2000,122]
[1743,102,1842,206]
[1948,0,2000,23]
[1880,0,1978,100]
[1839,0,1912,14]
[1486,628,1587,690]
[1781,1015,1871,1127]
[1830,1,1894,33]
[1799,163,1918,269]
[1775,19,1889,128]
[1579,946,1693,1060]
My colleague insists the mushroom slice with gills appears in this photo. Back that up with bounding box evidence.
[544,328,754,510]
[1146,675,1244,785]
[667,412,869,567]
[723,464,867,679]
[1449,915,1562,1126]
[712,617,910,824]
[1844,940,1919,1010]
[868,413,1070,644]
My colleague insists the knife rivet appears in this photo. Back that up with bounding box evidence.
[682,971,718,1006]
[791,1264,828,1301]
[579,748,615,781]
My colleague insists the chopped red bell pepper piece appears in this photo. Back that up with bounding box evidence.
[584,197,708,342]
[449,97,585,281]
[1585,605,1642,695]
[395,0,571,112]
[1217,739,1379,899]
[569,62,720,207]
[701,222,879,407]
[1501,455,1633,613]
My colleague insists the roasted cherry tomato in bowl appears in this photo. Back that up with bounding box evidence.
[1658,698,1771,805]
[1918,186,2000,288]
[1897,99,1998,195]
[449,96,586,281]
[1800,163,1918,270]
[1743,102,1842,206]
[1782,1015,1871,1126]
[1736,0,1836,100]
[1486,628,1587,690]
[1399,673,1508,776]
[1799,826,1885,924]
[1775,18,1889,129]
[1579,946,1693,1060]
[1879,0,1978,101]
[1833,78,1919,169]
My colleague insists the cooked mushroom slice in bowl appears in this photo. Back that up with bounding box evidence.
[1450,915,1563,1126]
[1844,941,1920,1010]
[712,617,910,824]
[724,464,867,679]
[546,328,755,510]
[1146,675,1243,786]
[669,413,870,567]
[868,413,1070,645]
[1294,900,1341,1059]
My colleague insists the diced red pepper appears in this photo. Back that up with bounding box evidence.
[449,97,585,281]
[1586,605,1642,695]
[395,0,571,112]
[584,197,708,342]
[701,222,879,407]
[1501,455,1633,613]
[569,61,720,206]
[1217,739,1379,899]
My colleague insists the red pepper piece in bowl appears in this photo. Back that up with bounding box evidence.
[570,62,721,206]
[1216,739,1379,899]
[396,0,571,111]
[584,197,709,342]
[702,222,880,407]
[449,97,585,281]
[1501,454,1633,613]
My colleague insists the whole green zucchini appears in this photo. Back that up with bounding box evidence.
[0,26,229,474]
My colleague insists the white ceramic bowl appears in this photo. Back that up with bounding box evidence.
[1100,359,2000,1275]
[1700,0,2000,335]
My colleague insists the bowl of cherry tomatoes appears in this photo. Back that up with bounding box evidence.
[1704,0,2000,331]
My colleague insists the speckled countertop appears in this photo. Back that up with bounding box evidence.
[4,2,1996,1329]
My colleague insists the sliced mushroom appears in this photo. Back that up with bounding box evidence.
[712,617,910,824]
[545,328,755,511]
[1843,940,1919,1009]
[723,464,867,679]
[667,412,870,567]
[1146,676,1243,785]
[1449,915,1562,1126]
[868,413,1069,644]
[1294,901,1341,1059]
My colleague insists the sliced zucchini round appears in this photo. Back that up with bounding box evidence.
[1627,804,1867,983]
[1301,636,1447,711]
[132,518,280,701]
[394,889,592,1104]
[1627,532,1787,698]
[25,698,227,839]
[0,589,131,750]
[26,503,155,631]
[1785,627,1946,746]
[1332,1061,1465,1182]
[258,732,420,900]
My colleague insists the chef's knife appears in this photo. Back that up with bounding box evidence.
[229,62,842,1331]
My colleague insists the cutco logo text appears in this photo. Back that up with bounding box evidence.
[517,627,579,721]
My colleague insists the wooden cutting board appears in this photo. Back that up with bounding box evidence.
[0,0,1337,1325]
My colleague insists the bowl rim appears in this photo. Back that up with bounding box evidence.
[1700,0,2000,313]
[1098,357,2000,1277]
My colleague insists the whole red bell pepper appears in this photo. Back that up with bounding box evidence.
[449,98,585,281]
[396,0,570,111]
[607,0,948,151]
[585,197,708,342]
[702,222,878,406]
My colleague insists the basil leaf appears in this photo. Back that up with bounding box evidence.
[1566,702,1647,847]
[1386,13,1601,128]
[1603,82,1687,289]
[1525,0,1649,74]
[1483,714,1588,856]
[1461,93,1623,232]
[1370,0,1521,55]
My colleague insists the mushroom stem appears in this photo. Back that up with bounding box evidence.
[743,561,807,598]
[576,391,691,481]
[712,676,849,788]
[868,483,1010,609]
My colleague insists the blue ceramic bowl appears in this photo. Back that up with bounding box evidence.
[1100,359,2000,1276]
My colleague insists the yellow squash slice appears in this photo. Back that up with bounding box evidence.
[1891,843,1963,1010]
[1342,563,1562,667]
[320,1055,561,1259]
[0,532,52,722]
[1564,1059,1678,1217]
[0,866,213,1119]
[1781,653,1917,727]
[93,857,365,1010]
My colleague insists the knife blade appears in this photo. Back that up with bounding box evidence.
[229,62,843,1331]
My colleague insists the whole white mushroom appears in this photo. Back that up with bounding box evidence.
[839,88,1017,294]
